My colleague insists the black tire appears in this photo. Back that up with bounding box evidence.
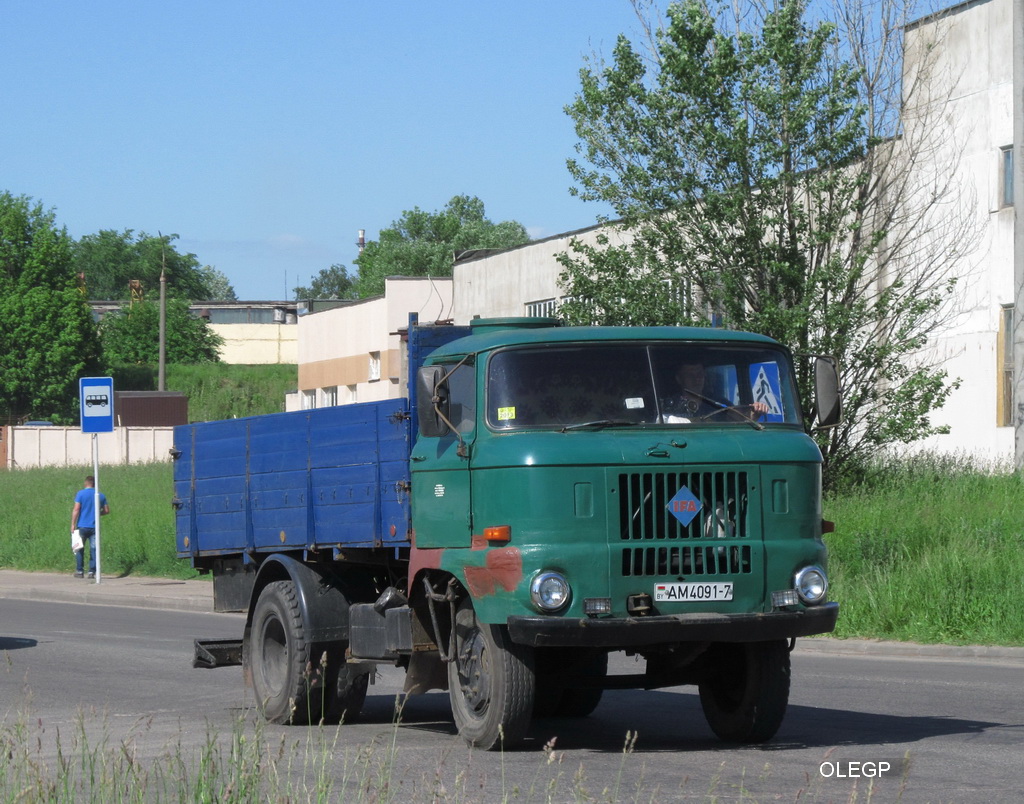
[249,580,325,725]
[324,649,370,724]
[448,598,535,749]
[557,651,607,717]
[534,649,607,718]
[698,640,790,743]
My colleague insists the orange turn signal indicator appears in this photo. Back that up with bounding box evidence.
[484,525,511,543]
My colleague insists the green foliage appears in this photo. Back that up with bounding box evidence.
[0,192,103,423]
[198,265,238,301]
[100,297,223,365]
[559,0,958,489]
[293,263,358,300]
[354,194,529,298]
[824,454,1024,645]
[72,229,233,301]
[165,363,296,421]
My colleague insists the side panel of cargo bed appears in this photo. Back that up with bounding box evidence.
[174,399,412,559]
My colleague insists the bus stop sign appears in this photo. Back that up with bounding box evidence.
[80,377,115,433]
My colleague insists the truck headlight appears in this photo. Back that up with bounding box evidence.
[795,566,828,605]
[530,571,571,612]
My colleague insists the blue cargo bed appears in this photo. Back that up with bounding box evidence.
[174,399,413,559]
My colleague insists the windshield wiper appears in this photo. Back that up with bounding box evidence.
[560,419,640,432]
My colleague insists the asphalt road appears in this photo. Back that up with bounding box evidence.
[1,598,1021,802]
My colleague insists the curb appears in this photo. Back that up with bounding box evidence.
[3,570,1021,661]
[795,635,1024,662]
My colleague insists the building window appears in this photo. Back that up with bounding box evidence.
[526,298,559,318]
[1001,146,1014,208]
[301,390,316,411]
[998,304,1013,427]
[369,352,381,382]
[347,384,358,403]
[320,386,337,407]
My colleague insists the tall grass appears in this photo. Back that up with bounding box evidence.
[0,699,909,803]
[0,463,195,580]
[109,362,297,423]
[824,453,1024,645]
[166,363,297,422]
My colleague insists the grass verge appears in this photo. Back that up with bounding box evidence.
[2,454,1023,644]
[824,454,1024,645]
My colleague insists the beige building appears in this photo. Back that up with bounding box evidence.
[289,276,453,410]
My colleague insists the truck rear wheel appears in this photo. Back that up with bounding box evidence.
[249,580,325,725]
[698,640,790,743]
[323,650,369,724]
[448,599,535,749]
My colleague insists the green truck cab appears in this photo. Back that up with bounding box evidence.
[410,317,838,746]
[179,317,839,749]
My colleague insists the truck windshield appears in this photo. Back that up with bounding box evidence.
[486,343,802,429]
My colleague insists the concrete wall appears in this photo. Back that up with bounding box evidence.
[296,276,452,407]
[210,323,298,364]
[2,426,174,470]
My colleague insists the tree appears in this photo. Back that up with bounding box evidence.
[354,195,530,298]
[0,192,103,422]
[198,265,238,301]
[293,264,357,300]
[72,230,233,301]
[558,0,977,487]
[99,297,223,366]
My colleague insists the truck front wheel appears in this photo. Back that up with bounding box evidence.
[448,599,535,749]
[249,580,325,725]
[698,640,790,743]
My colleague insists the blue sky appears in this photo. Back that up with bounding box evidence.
[2,2,646,300]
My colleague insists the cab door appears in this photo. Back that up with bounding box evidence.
[410,362,475,548]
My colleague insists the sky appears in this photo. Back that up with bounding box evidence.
[1,1,650,300]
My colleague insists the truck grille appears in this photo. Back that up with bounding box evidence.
[621,543,752,577]
[617,470,753,577]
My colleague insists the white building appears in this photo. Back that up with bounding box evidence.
[894,0,1016,460]
[289,276,453,410]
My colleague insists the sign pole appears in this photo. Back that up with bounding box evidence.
[93,433,101,583]
[80,377,114,585]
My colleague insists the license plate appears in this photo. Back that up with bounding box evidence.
[654,582,734,602]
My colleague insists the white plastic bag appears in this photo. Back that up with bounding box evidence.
[71,529,83,553]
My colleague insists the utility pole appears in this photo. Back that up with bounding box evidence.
[158,235,167,392]
[1014,0,1024,469]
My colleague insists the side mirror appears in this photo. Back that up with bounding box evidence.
[814,357,841,428]
[416,366,450,437]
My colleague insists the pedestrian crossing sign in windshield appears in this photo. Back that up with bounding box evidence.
[749,362,784,423]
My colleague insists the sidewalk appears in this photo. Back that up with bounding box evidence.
[1,568,1022,662]
[0,568,215,613]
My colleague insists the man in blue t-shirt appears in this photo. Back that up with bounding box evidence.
[70,475,110,578]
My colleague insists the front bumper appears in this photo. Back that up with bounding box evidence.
[507,601,839,648]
